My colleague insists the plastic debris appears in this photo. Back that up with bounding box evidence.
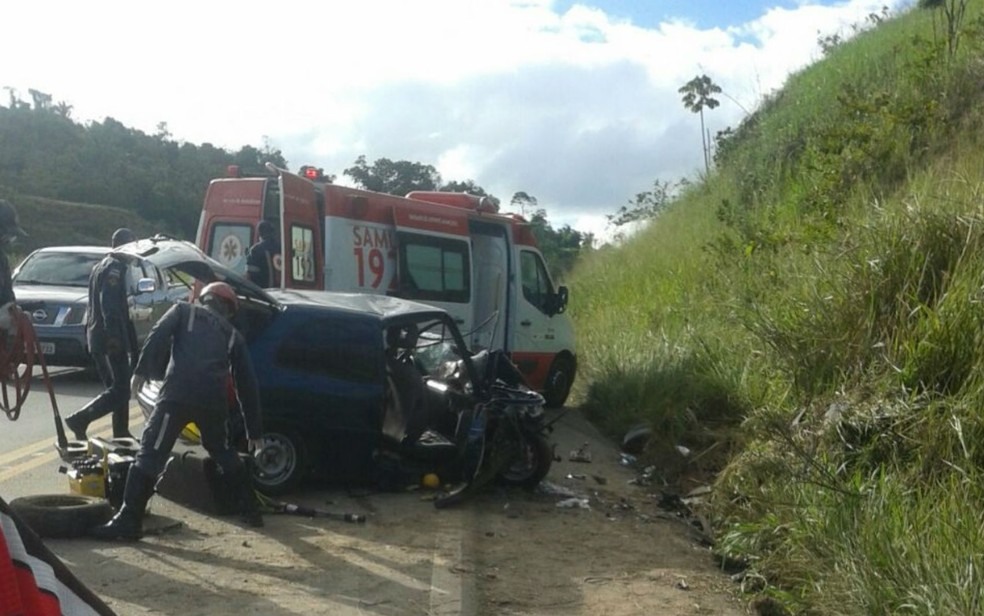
[566,473,587,480]
[556,497,591,509]
[619,453,637,466]
[569,442,592,463]
[536,480,579,498]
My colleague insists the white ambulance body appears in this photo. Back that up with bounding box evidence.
[196,166,576,407]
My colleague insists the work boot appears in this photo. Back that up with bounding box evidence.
[90,465,156,541]
[64,411,90,441]
[111,407,133,440]
[230,464,264,528]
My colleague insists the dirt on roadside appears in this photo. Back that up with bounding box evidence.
[47,409,751,616]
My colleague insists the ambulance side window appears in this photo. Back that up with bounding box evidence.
[398,233,470,303]
[520,250,554,314]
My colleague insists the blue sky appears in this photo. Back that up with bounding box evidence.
[4,0,915,243]
[556,0,806,28]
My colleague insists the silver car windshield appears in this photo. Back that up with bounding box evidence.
[14,252,103,286]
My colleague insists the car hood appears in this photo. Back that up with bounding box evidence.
[113,236,277,307]
[13,285,88,304]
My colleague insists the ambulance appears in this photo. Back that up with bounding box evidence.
[195,164,577,407]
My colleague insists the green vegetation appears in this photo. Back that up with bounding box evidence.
[570,1,984,612]
[0,95,289,240]
[0,100,591,274]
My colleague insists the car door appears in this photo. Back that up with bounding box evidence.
[130,258,189,341]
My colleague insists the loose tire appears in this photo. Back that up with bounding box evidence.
[9,494,113,539]
[496,434,553,489]
[252,426,307,496]
[543,355,575,408]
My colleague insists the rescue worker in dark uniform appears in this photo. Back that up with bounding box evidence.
[245,220,280,288]
[91,281,264,541]
[0,200,28,335]
[64,228,138,440]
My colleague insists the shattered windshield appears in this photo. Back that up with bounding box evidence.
[411,318,466,377]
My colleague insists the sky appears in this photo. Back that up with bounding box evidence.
[2,0,915,241]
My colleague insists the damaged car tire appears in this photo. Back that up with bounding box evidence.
[496,434,553,489]
[9,494,113,539]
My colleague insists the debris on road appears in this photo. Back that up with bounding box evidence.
[569,442,592,463]
[536,481,578,498]
[556,497,591,509]
[619,453,637,466]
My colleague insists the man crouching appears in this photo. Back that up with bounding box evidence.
[91,281,265,540]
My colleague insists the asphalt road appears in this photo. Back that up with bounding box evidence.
[0,369,747,615]
[0,367,141,499]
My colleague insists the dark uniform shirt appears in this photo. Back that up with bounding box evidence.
[0,250,14,306]
[86,255,131,356]
[245,238,280,288]
[133,302,262,440]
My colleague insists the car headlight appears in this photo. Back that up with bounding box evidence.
[64,306,86,325]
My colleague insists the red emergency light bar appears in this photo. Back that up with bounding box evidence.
[300,165,323,181]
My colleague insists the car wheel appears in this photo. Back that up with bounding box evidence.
[496,434,553,489]
[9,494,114,539]
[252,427,307,496]
[543,355,575,408]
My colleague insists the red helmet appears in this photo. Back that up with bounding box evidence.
[200,281,239,315]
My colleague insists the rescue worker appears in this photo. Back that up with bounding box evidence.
[0,199,27,335]
[65,228,138,440]
[245,220,280,288]
[90,281,264,541]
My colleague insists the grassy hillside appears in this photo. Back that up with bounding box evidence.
[569,2,984,613]
[0,190,177,259]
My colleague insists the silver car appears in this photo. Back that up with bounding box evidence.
[12,245,190,367]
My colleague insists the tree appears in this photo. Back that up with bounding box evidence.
[441,179,489,196]
[678,74,721,176]
[232,144,288,176]
[510,191,537,218]
[53,101,73,119]
[28,89,52,112]
[919,0,968,59]
[528,209,592,276]
[344,155,441,196]
[607,179,681,227]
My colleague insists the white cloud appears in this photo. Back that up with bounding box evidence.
[3,0,912,239]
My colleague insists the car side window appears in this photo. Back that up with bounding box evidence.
[520,250,554,314]
[275,316,382,383]
[127,262,144,295]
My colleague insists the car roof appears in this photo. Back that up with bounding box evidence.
[29,246,108,255]
[113,236,455,325]
[268,289,449,323]
[113,235,276,306]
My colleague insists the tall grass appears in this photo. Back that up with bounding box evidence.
[569,1,984,611]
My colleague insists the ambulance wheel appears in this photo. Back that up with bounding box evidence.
[251,426,307,496]
[543,355,575,408]
[8,494,113,539]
